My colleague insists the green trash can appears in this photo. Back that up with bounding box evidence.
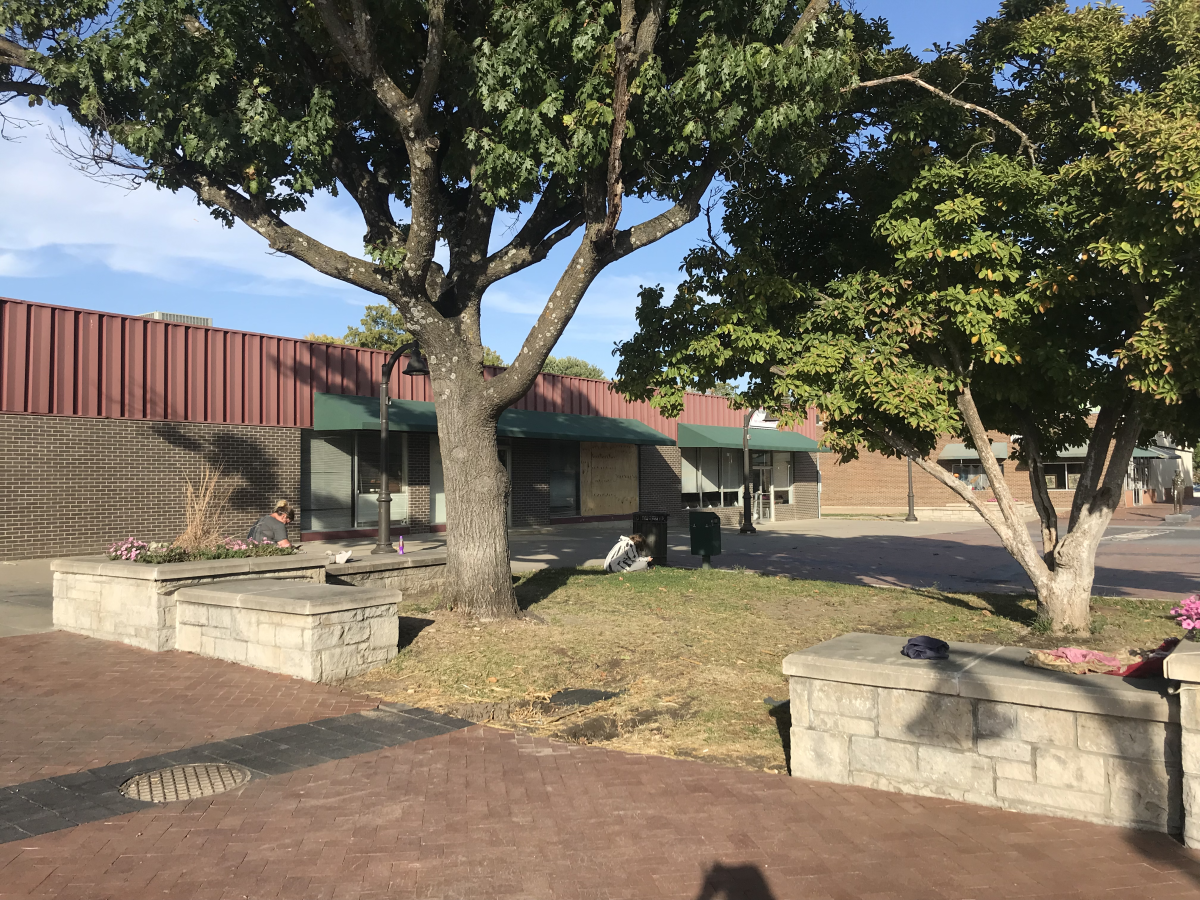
[632,512,670,566]
[689,510,722,569]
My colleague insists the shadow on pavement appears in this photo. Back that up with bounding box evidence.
[694,863,778,900]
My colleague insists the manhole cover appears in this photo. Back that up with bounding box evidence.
[120,763,251,803]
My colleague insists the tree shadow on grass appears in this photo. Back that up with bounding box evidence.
[512,567,608,611]
[913,586,1039,627]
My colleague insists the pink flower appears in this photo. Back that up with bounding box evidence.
[1171,596,1200,631]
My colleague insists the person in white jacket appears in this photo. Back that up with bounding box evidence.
[604,533,652,573]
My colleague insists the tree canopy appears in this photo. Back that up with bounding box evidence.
[541,355,606,379]
[1,0,863,616]
[615,0,1200,631]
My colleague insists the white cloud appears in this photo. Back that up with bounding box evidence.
[0,112,369,293]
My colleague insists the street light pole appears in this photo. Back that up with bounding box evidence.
[372,341,428,555]
[905,455,919,523]
[740,410,756,534]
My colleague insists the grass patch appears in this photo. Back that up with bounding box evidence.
[347,567,1180,774]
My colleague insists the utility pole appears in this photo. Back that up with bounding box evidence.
[905,456,919,523]
[740,410,756,534]
[372,342,428,554]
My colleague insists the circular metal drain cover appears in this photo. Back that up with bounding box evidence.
[120,763,251,803]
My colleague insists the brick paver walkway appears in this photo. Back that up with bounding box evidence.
[2,725,1200,899]
[0,633,377,786]
[4,633,1200,899]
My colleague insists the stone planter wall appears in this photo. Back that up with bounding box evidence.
[786,634,1181,834]
[325,550,446,602]
[175,580,400,683]
[52,556,326,651]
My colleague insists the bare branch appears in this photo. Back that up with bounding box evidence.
[174,165,404,301]
[310,0,415,128]
[864,422,1007,532]
[1068,401,1119,532]
[413,0,446,118]
[0,80,46,97]
[847,71,1038,167]
[783,0,831,50]
[483,185,585,286]
[1018,422,1059,562]
[595,1,665,244]
[0,35,35,68]
[618,152,722,257]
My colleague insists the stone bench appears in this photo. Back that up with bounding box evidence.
[325,549,446,601]
[784,633,1181,834]
[175,579,400,683]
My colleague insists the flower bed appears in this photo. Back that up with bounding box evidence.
[107,537,297,564]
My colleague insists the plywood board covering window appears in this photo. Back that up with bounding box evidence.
[580,442,639,516]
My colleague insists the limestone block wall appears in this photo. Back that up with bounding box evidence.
[789,677,1181,833]
[176,597,398,683]
[52,556,333,651]
[52,570,178,652]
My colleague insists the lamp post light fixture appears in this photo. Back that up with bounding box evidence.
[905,455,919,523]
[373,341,429,555]
[740,410,757,534]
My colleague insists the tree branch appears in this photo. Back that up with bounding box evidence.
[595,0,666,244]
[783,0,831,49]
[1019,420,1059,563]
[483,185,585,286]
[310,0,415,129]
[1068,400,1120,533]
[174,165,405,301]
[847,71,1038,167]
[618,151,722,257]
[0,80,46,97]
[0,36,35,69]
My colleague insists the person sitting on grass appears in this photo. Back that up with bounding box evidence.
[604,533,651,573]
[249,500,294,547]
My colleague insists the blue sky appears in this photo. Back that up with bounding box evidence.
[0,1,1002,375]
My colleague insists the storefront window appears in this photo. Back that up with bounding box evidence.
[301,431,408,532]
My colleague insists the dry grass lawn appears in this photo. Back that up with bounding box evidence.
[348,567,1181,773]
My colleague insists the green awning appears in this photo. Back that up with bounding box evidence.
[939,442,1008,460]
[1053,444,1178,460]
[675,422,825,452]
[313,393,673,445]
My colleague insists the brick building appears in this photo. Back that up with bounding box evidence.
[0,297,822,559]
[817,430,1188,519]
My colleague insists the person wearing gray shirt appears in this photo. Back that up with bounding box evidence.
[249,500,294,547]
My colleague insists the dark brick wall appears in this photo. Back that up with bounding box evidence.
[639,445,682,515]
[0,414,300,560]
[407,433,431,528]
[775,451,820,521]
[510,439,550,526]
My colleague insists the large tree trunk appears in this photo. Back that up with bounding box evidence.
[433,373,518,619]
[1032,560,1097,635]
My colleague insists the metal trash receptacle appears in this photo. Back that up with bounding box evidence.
[632,512,670,566]
[688,510,722,568]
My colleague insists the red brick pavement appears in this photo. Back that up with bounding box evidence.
[0,632,377,786]
[2,725,1200,900]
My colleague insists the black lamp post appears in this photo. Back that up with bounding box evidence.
[740,410,757,534]
[905,456,919,523]
[372,341,429,555]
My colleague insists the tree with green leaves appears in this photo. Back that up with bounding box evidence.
[616,0,1200,633]
[542,355,606,379]
[2,0,859,617]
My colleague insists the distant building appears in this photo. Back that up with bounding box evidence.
[140,311,214,327]
[0,296,821,559]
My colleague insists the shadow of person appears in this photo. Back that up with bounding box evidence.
[694,863,777,900]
